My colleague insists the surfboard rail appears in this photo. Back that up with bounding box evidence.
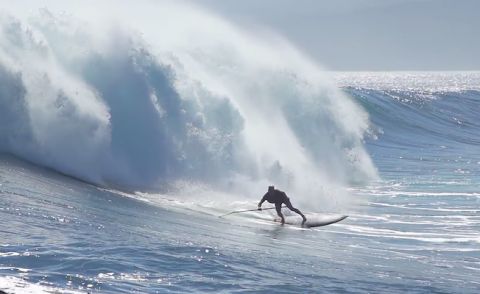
[276,214,348,227]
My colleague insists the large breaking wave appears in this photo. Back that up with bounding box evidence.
[0,1,377,207]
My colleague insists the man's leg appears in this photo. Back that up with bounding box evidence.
[275,202,285,224]
[284,198,307,223]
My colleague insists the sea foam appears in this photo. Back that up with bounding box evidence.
[0,1,377,208]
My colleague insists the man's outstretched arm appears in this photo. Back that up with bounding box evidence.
[258,194,267,210]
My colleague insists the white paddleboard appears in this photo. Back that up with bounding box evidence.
[275,214,348,228]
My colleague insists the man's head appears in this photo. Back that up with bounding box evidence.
[268,185,274,192]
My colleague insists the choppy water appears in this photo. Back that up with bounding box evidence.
[1,155,478,293]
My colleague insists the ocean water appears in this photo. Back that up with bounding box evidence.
[1,2,480,293]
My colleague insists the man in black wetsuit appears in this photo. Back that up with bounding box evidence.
[258,186,307,225]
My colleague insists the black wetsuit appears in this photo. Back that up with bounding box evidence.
[259,189,301,218]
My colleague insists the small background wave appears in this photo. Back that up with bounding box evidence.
[335,72,480,185]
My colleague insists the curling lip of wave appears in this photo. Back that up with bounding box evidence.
[0,4,377,197]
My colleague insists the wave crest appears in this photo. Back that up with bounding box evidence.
[0,3,377,207]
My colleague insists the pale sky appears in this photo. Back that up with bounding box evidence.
[193,0,480,71]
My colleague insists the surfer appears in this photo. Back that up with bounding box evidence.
[258,186,307,225]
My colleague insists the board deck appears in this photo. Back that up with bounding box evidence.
[275,214,348,227]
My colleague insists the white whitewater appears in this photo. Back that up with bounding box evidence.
[0,0,377,211]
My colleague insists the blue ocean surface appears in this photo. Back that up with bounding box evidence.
[1,151,478,294]
[1,4,480,293]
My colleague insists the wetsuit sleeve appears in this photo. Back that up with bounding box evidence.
[258,193,268,207]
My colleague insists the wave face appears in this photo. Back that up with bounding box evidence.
[338,72,480,181]
[0,1,376,204]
